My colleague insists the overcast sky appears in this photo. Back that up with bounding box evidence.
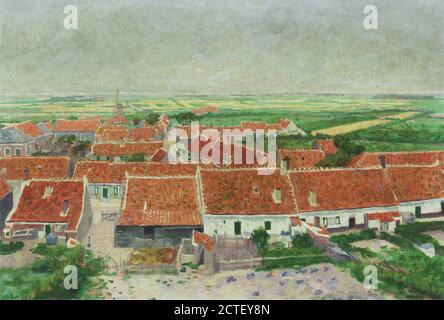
[0,0,443,95]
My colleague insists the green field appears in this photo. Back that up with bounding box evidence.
[0,94,443,152]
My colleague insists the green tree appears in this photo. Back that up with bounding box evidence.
[175,112,200,125]
[133,117,142,126]
[145,113,160,125]
[250,227,270,263]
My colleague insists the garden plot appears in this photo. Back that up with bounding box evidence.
[352,239,399,253]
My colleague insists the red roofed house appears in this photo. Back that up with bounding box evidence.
[95,125,129,143]
[200,168,298,238]
[348,151,444,170]
[312,139,338,155]
[73,161,197,211]
[385,164,444,220]
[54,118,100,141]
[290,168,400,232]
[279,149,325,171]
[91,141,163,162]
[115,176,203,247]
[3,179,93,242]
[1,121,53,156]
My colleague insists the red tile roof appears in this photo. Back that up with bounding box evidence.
[73,161,197,184]
[91,142,163,156]
[193,231,215,250]
[313,139,337,155]
[200,169,298,215]
[0,157,70,180]
[384,165,444,202]
[96,126,129,142]
[189,137,268,168]
[129,127,155,141]
[54,119,100,132]
[289,168,397,212]
[0,176,11,199]
[279,149,325,169]
[368,211,400,222]
[5,121,44,137]
[105,115,129,125]
[8,180,85,230]
[348,151,444,170]
[118,176,202,226]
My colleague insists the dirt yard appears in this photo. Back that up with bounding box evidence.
[423,230,444,246]
[352,239,398,253]
[100,263,383,300]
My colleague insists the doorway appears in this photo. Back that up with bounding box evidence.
[314,217,320,227]
[349,217,356,229]
[102,188,109,199]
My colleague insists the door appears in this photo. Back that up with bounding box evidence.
[102,188,109,199]
[314,217,320,227]
[349,217,356,229]
[415,206,421,218]
[381,222,389,232]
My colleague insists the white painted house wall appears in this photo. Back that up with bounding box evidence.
[203,214,297,237]
[399,198,444,217]
[299,205,399,230]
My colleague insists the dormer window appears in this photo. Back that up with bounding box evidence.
[43,186,54,199]
[272,188,282,203]
[60,200,69,217]
[281,158,290,172]
[308,191,318,207]
[252,185,260,195]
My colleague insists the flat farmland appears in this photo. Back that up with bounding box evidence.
[0,94,442,152]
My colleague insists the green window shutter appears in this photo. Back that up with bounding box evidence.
[415,206,421,218]
[264,221,271,230]
[322,218,328,226]
[234,221,241,235]
[103,188,109,198]
[335,216,341,224]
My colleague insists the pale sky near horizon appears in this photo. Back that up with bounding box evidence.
[0,0,443,95]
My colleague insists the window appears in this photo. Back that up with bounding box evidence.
[272,188,282,203]
[103,187,109,198]
[106,156,111,161]
[4,148,11,156]
[281,158,290,171]
[15,148,22,156]
[323,217,340,226]
[308,191,317,207]
[234,221,241,235]
[264,221,271,230]
[55,225,62,232]
[94,187,99,195]
[96,156,100,161]
[113,187,119,196]
[322,218,328,226]
[415,206,421,218]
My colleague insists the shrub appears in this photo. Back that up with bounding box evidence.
[127,153,145,162]
[292,233,314,248]
[330,229,377,253]
[395,221,444,236]
[0,241,24,255]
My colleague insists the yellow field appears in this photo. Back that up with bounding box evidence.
[312,119,391,136]
[385,111,418,120]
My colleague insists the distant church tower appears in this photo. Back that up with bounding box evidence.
[115,88,124,117]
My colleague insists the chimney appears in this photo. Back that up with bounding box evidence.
[308,191,318,207]
[23,168,30,180]
[379,155,387,169]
